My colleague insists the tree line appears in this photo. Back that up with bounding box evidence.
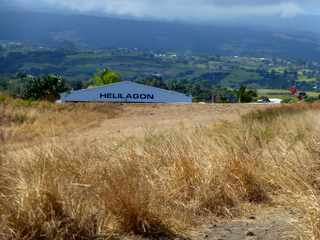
[137,75,258,103]
[0,68,258,103]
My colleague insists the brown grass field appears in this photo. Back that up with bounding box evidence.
[1,94,320,240]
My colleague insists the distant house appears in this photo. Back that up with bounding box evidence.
[60,81,192,104]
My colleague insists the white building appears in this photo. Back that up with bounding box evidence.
[60,81,192,104]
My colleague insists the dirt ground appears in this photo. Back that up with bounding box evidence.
[200,207,299,240]
[81,103,269,141]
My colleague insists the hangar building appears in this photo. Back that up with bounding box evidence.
[60,81,192,103]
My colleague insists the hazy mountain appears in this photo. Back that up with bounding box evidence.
[219,15,320,35]
[1,11,320,60]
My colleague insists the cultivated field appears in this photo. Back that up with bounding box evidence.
[258,88,320,99]
[1,96,320,240]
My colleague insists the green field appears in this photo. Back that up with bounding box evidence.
[258,88,319,99]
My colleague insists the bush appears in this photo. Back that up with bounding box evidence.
[305,96,320,103]
[281,97,299,104]
[20,74,68,102]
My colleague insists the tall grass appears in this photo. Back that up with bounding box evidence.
[0,94,123,145]
[1,102,320,239]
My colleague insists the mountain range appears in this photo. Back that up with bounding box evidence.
[1,11,320,60]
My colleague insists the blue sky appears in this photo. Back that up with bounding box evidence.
[3,0,320,21]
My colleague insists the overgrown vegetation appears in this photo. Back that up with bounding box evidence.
[19,73,68,101]
[1,101,320,239]
[0,93,123,144]
[1,73,68,102]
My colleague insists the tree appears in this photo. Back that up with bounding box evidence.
[211,86,238,103]
[167,80,187,93]
[21,74,68,101]
[137,74,168,89]
[91,68,121,86]
[236,85,258,103]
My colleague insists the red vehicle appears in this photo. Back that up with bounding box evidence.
[289,86,298,96]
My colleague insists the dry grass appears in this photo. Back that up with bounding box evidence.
[0,94,123,145]
[1,98,320,239]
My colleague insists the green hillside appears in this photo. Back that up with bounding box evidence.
[0,42,319,102]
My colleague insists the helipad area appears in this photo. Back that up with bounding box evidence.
[60,81,192,103]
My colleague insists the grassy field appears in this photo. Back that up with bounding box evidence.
[1,95,320,239]
[258,88,320,99]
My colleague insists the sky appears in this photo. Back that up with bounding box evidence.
[3,0,320,22]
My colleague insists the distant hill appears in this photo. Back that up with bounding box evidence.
[1,11,320,60]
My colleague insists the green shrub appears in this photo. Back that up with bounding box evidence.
[305,96,320,103]
[19,74,68,102]
[281,97,299,104]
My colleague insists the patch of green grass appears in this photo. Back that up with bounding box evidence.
[269,67,287,73]
[297,69,318,82]
[257,89,290,99]
[298,75,317,82]
[222,68,262,86]
[258,89,319,99]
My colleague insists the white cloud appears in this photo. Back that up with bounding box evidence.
[9,0,316,21]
